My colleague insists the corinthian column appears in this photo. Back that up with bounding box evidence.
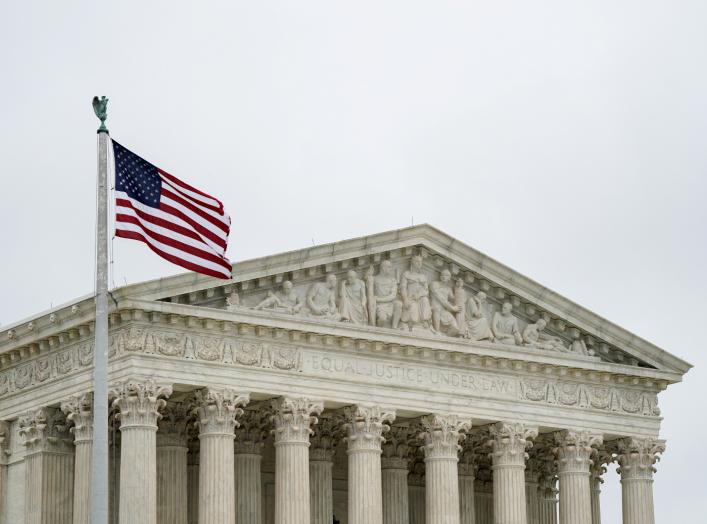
[186,436,199,524]
[156,401,189,524]
[343,405,396,524]
[310,417,338,524]
[271,396,323,524]
[554,431,602,524]
[589,449,612,524]
[488,422,538,524]
[234,408,269,524]
[458,448,478,524]
[0,421,8,520]
[111,379,173,524]
[192,387,249,524]
[616,438,665,524]
[382,425,414,524]
[525,452,542,524]
[408,459,426,524]
[19,407,75,524]
[536,447,557,524]
[62,394,94,524]
[421,414,471,524]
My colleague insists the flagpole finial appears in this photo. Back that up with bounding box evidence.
[92,96,109,134]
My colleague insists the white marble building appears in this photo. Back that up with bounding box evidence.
[0,225,691,524]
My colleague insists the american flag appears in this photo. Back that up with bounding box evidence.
[113,140,232,279]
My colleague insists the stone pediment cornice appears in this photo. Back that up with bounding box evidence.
[0,295,678,389]
[0,225,691,377]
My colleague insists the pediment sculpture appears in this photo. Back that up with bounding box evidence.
[221,253,594,358]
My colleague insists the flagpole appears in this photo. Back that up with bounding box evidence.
[92,96,110,524]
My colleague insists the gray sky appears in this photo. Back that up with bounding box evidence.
[2,1,706,520]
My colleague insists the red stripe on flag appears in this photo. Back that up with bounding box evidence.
[115,230,232,280]
[158,201,228,251]
[161,186,230,233]
[158,168,224,211]
[116,214,231,270]
[116,198,205,244]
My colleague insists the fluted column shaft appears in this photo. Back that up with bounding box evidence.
[20,407,75,524]
[538,491,558,524]
[157,401,189,524]
[234,409,268,524]
[193,388,249,524]
[0,422,7,522]
[310,452,334,524]
[617,438,665,524]
[62,395,94,524]
[112,380,172,524]
[187,444,199,524]
[272,397,323,524]
[474,480,493,524]
[554,431,602,524]
[344,405,395,524]
[408,482,425,524]
[590,477,601,524]
[525,479,539,524]
[420,414,470,524]
[489,422,538,524]
[382,458,410,524]
[459,464,477,524]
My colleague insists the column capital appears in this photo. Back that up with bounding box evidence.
[408,457,426,486]
[617,437,666,481]
[488,421,538,467]
[18,406,73,453]
[382,425,415,469]
[192,387,249,437]
[342,404,395,452]
[310,416,339,462]
[554,430,603,474]
[590,447,614,484]
[270,396,323,444]
[61,392,94,443]
[535,444,558,499]
[0,421,10,464]
[420,413,471,460]
[234,408,269,454]
[110,377,173,429]
[158,399,190,447]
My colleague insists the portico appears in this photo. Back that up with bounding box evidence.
[0,225,689,523]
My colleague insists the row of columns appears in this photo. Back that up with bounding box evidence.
[7,378,666,524]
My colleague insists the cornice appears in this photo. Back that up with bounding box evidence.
[0,224,691,377]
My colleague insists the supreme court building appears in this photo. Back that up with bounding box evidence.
[0,225,691,524]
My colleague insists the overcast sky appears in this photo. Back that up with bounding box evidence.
[2,1,706,520]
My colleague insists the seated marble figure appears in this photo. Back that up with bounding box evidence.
[492,302,523,345]
[306,274,341,320]
[253,280,303,315]
[522,319,569,352]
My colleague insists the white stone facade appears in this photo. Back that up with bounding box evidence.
[0,225,690,523]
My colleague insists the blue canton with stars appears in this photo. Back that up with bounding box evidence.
[113,141,162,208]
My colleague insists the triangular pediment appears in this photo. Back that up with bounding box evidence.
[111,225,691,376]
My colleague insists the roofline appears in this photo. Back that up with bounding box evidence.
[0,224,693,375]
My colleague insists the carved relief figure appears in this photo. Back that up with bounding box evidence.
[226,290,240,312]
[570,333,590,356]
[306,274,341,320]
[430,269,461,336]
[453,278,467,329]
[492,302,522,345]
[339,270,368,325]
[522,319,568,352]
[253,280,303,314]
[464,291,494,342]
[366,261,403,329]
[399,255,432,331]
